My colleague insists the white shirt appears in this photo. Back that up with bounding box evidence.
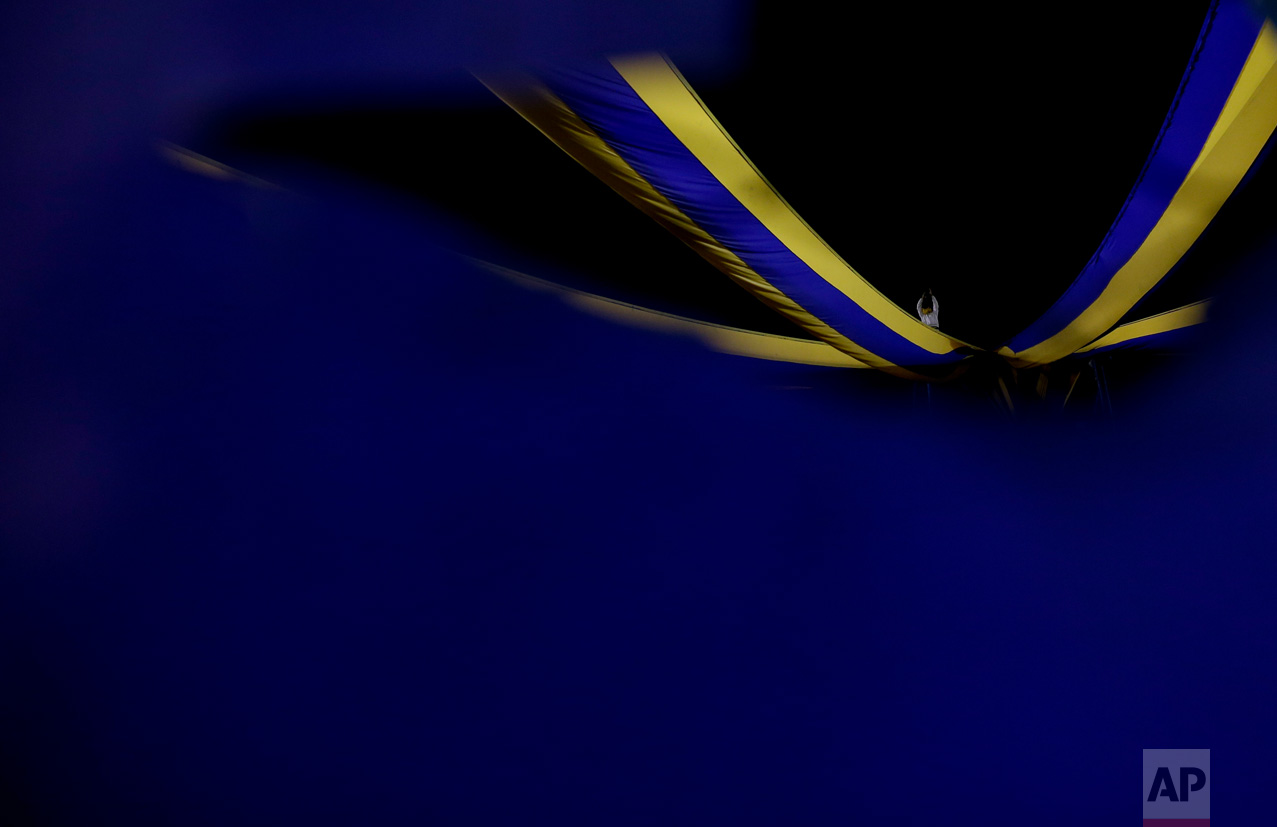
[916,296,940,328]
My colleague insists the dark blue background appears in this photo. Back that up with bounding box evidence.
[3,1,1275,823]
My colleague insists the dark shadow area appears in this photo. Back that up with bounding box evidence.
[194,1,1214,349]
[682,1,1213,347]
[198,98,815,338]
[753,345,1204,429]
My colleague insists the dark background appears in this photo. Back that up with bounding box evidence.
[195,1,1237,349]
[4,1,1277,825]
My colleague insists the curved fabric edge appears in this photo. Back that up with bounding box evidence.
[1074,301,1208,355]
[159,142,280,189]
[607,54,969,359]
[1005,4,1276,366]
[470,258,869,368]
[477,70,955,378]
[527,62,969,368]
[508,61,972,371]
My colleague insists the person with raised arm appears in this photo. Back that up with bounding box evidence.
[916,289,939,328]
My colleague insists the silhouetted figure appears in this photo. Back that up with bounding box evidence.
[916,289,939,328]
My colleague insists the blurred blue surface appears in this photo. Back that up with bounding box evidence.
[3,1,1276,824]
